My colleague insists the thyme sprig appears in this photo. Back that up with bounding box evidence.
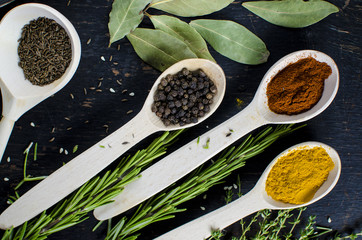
[103,124,303,239]
[1,130,184,240]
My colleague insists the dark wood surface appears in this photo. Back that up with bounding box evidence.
[0,0,361,239]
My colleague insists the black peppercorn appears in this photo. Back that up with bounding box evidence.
[152,68,217,126]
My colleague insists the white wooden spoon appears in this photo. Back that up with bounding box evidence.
[94,49,339,221]
[0,3,81,162]
[0,58,226,229]
[155,141,341,240]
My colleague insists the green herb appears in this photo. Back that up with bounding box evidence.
[190,19,270,65]
[33,143,38,161]
[149,14,215,61]
[197,136,200,144]
[1,130,184,240]
[108,0,151,44]
[73,145,78,153]
[14,143,46,191]
[203,137,210,149]
[127,28,197,71]
[242,0,339,28]
[103,125,302,239]
[18,17,72,86]
[149,0,233,17]
[99,145,105,148]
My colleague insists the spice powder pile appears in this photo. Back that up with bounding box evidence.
[265,146,335,205]
[267,57,332,115]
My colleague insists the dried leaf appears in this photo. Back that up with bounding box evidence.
[108,0,151,44]
[150,0,233,17]
[127,28,197,71]
[242,0,339,28]
[190,19,269,65]
[149,15,215,62]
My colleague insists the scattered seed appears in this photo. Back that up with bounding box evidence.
[121,99,128,102]
[129,92,135,96]
[30,122,35,127]
[96,89,102,92]
[67,0,71,6]
[110,88,116,93]
[49,137,55,142]
[97,81,102,88]
[6,200,11,205]
[116,79,122,85]
[86,38,91,45]
[203,194,207,200]
[200,206,205,211]
[126,110,133,115]
[67,127,72,130]
[122,89,128,94]
[98,77,104,81]
[226,132,232,137]
[64,149,68,155]
[327,217,332,223]
[59,148,64,154]
[64,117,70,121]
[113,62,119,65]
[51,127,55,133]
[101,56,105,61]
[122,141,129,145]
[89,87,96,90]
[84,120,89,124]
[4,177,9,182]
[233,184,238,189]
[70,93,74,99]
[117,44,120,50]
[6,157,10,163]
[109,55,113,61]
[84,88,87,95]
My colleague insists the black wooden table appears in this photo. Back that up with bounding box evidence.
[0,0,361,239]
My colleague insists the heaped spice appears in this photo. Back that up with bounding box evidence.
[152,68,217,126]
[266,57,332,115]
[265,146,334,204]
[18,17,72,86]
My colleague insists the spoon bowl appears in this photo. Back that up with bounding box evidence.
[260,141,341,209]
[0,3,81,161]
[142,58,226,131]
[156,142,341,240]
[253,50,339,124]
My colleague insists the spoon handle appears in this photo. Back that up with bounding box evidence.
[156,189,264,240]
[0,116,15,163]
[94,102,267,220]
[0,111,158,229]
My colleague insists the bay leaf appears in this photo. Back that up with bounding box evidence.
[242,0,339,28]
[108,0,151,45]
[149,15,215,62]
[127,28,197,71]
[150,0,233,17]
[190,19,269,65]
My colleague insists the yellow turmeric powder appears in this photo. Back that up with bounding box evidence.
[265,146,334,204]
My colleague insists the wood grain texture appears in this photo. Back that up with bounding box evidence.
[0,0,361,239]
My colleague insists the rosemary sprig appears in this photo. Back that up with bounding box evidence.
[1,130,184,240]
[104,124,303,239]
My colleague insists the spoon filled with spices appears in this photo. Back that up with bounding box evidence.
[155,142,341,240]
[93,49,339,222]
[0,3,81,162]
[0,57,226,229]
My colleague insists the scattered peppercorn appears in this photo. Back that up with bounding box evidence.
[152,68,217,126]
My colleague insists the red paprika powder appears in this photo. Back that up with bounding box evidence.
[267,57,332,115]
